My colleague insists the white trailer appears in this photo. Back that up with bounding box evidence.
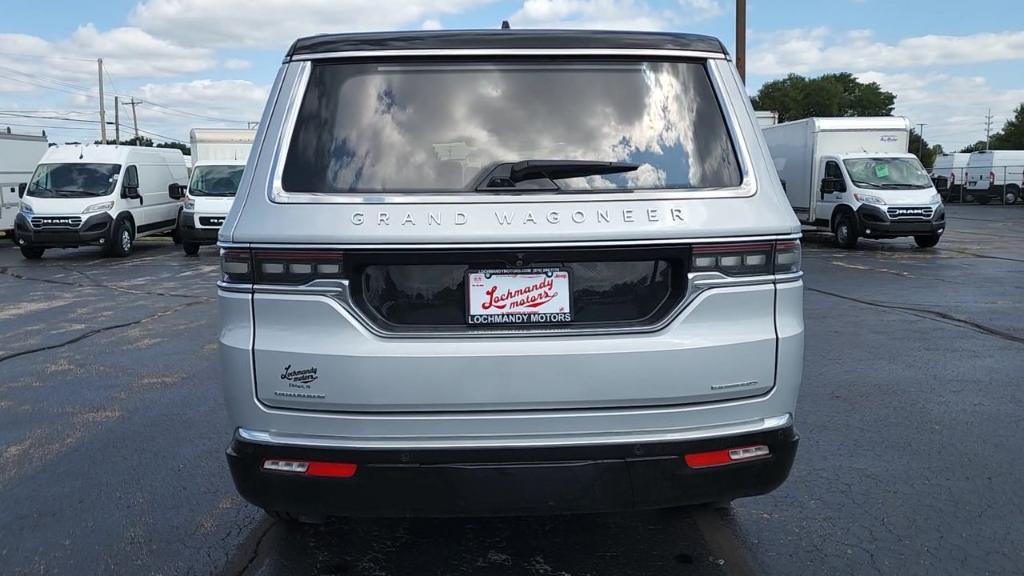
[171,128,256,255]
[764,117,944,248]
[0,130,48,237]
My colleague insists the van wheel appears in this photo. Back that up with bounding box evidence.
[915,234,941,248]
[1005,186,1020,204]
[108,219,134,257]
[183,242,200,256]
[20,245,45,259]
[833,213,859,249]
[977,195,991,205]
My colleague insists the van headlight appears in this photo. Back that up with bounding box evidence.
[928,193,941,205]
[184,198,196,211]
[82,201,114,214]
[19,201,33,214]
[853,193,886,206]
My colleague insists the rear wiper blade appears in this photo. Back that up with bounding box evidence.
[476,159,640,190]
[509,160,640,183]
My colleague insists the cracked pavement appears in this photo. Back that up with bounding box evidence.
[1,204,1022,575]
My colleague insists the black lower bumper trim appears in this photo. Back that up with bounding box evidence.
[179,212,220,245]
[856,205,944,238]
[15,212,113,247]
[226,426,799,517]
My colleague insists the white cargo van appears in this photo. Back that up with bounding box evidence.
[15,145,188,259]
[963,150,1024,204]
[764,117,944,249]
[755,111,779,128]
[169,129,254,255]
[1,130,48,239]
[930,152,970,202]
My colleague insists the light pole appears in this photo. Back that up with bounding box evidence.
[916,123,927,159]
[736,0,746,83]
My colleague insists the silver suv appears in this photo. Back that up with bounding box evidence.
[218,30,803,519]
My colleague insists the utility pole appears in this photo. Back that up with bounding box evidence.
[114,95,120,143]
[916,123,927,158]
[97,58,107,144]
[984,108,994,150]
[124,98,141,140]
[736,0,746,82]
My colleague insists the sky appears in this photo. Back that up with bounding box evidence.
[1,0,1022,151]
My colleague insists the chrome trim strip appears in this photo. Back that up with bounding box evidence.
[236,413,791,449]
[267,52,754,205]
[288,48,729,62]
[218,232,801,251]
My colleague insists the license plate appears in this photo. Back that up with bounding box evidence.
[466,268,571,325]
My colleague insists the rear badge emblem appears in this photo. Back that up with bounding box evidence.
[281,364,318,386]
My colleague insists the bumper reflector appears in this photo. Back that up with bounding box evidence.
[263,459,358,478]
[684,445,770,469]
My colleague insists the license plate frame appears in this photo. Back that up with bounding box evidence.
[466,268,572,326]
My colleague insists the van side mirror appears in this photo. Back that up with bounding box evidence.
[123,186,141,200]
[821,177,846,194]
[18,182,26,198]
[168,183,185,200]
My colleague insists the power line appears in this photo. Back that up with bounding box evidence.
[0,50,96,62]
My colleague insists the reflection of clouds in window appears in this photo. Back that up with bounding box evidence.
[284,62,740,193]
[626,164,668,188]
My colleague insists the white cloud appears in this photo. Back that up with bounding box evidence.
[509,0,677,30]
[421,18,444,30]
[853,71,1024,150]
[129,0,495,49]
[123,79,270,141]
[750,28,1024,75]
[222,58,252,70]
[677,0,722,22]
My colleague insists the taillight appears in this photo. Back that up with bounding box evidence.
[252,249,346,284]
[263,459,358,478]
[684,445,771,469]
[220,248,253,283]
[691,240,801,276]
[220,248,347,285]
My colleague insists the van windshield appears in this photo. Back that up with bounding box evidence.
[189,165,244,196]
[282,61,742,193]
[844,157,932,190]
[26,163,121,198]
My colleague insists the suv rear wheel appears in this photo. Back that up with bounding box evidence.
[20,245,45,259]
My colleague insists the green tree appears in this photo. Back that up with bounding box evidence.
[909,129,939,168]
[156,141,191,156]
[990,103,1024,150]
[751,72,896,123]
[959,140,990,153]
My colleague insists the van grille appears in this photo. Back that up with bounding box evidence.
[348,245,688,334]
[31,216,82,229]
[198,216,225,227]
[886,207,933,220]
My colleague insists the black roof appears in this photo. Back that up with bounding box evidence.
[286,30,727,59]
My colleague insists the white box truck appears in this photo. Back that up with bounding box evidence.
[963,150,1024,204]
[763,117,944,248]
[1,130,48,239]
[755,110,779,128]
[170,128,255,255]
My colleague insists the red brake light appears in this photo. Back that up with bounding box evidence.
[684,445,770,469]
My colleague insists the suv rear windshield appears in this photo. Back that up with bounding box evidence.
[282,60,741,193]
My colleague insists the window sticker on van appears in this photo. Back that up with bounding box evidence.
[874,164,890,178]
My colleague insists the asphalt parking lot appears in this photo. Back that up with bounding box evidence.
[1,203,1022,576]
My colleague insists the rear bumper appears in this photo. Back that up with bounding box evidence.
[14,212,112,247]
[227,425,798,517]
[178,211,220,244]
[856,204,945,238]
